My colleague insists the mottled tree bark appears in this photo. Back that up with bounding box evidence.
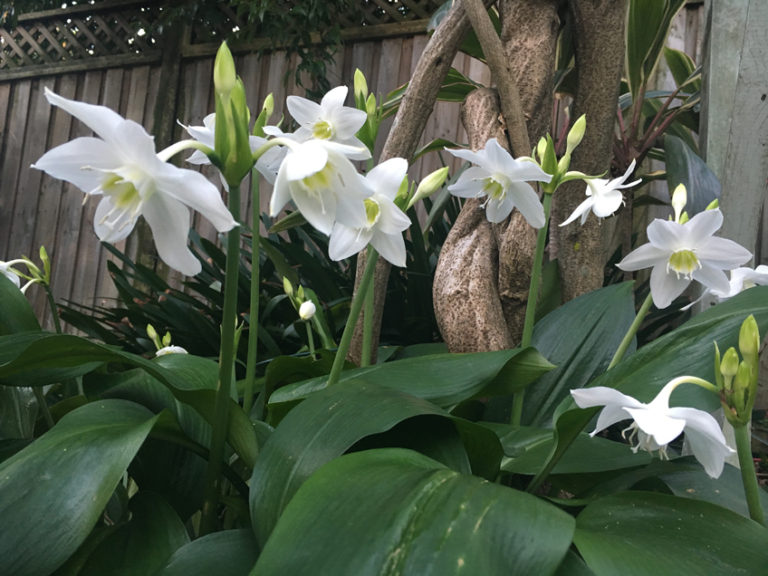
[550,0,627,301]
[434,0,559,352]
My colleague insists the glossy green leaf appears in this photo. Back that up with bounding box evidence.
[554,550,595,576]
[159,530,259,576]
[543,287,768,494]
[664,134,721,215]
[525,283,636,425]
[0,333,258,467]
[0,400,158,575]
[269,346,553,411]
[253,448,575,576]
[78,492,189,576]
[250,380,502,547]
[0,274,40,335]
[574,492,768,575]
[663,46,700,92]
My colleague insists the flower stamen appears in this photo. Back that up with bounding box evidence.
[667,249,701,279]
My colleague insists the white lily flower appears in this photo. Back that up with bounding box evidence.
[155,345,188,357]
[269,139,370,235]
[711,265,768,301]
[286,86,370,160]
[560,159,641,226]
[328,158,411,267]
[617,209,751,309]
[32,88,237,276]
[571,378,735,478]
[0,260,22,289]
[446,138,551,227]
[180,113,285,184]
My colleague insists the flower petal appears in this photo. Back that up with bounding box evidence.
[283,141,329,181]
[695,236,752,269]
[625,406,686,446]
[617,243,668,271]
[372,230,407,267]
[32,137,120,193]
[669,407,734,478]
[44,87,124,144]
[270,163,293,216]
[328,223,369,261]
[286,94,322,127]
[375,197,411,235]
[692,262,731,295]
[684,209,724,246]
[646,218,685,250]
[592,189,623,218]
[560,197,594,227]
[93,196,138,243]
[484,195,514,223]
[447,168,491,198]
[507,182,545,228]
[649,263,691,309]
[142,194,201,276]
[366,158,408,199]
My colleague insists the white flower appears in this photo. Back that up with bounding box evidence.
[180,113,285,184]
[711,265,768,301]
[560,159,641,226]
[617,209,751,309]
[0,261,21,289]
[285,86,370,160]
[32,88,237,276]
[299,300,316,321]
[269,139,370,235]
[571,379,735,478]
[328,158,411,267]
[155,345,188,357]
[446,138,551,227]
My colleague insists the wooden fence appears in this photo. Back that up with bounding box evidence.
[0,0,490,329]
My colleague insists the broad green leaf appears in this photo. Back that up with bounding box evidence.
[269,346,553,411]
[525,283,636,426]
[413,137,459,161]
[0,400,158,576]
[664,134,721,215]
[253,448,575,576]
[0,333,258,467]
[159,530,259,576]
[574,491,768,575]
[491,425,650,475]
[541,287,768,493]
[0,273,40,335]
[249,381,502,547]
[0,385,37,439]
[554,550,596,576]
[78,492,189,576]
[663,46,700,92]
[658,460,768,519]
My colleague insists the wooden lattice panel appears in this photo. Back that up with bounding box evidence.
[0,1,162,74]
[340,0,441,27]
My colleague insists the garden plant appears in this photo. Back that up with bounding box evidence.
[1,1,767,575]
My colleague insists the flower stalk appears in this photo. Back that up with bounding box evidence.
[243,176,261,416]
[327,248,380,386]
[733,423,765,526]
[201,183,241,536]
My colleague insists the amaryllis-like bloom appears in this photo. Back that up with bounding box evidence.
[710,265,768,301]
[32,88,236,276]
[446,138,551,227]
[284,86,370,160]
[560,159,641,226]
[180,113,285,184]
[269,139,370,235]
[571,379,735,478]
[617,209,751,308]
[328,157,411,267]
[155,345,188,357]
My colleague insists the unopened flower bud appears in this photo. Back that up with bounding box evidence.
[738,315,760,368]
[671,184,687,223]
[354,69,368,109]
[214,42,237,100]
[299,300,316,321]
[283,277,294,298]
[719,346,740,392]
[565,114,586,156]
[408,166,449,209]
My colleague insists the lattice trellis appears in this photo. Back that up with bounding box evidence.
[0,1,162,73]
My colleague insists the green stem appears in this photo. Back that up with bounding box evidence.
[200,183,241,536]
[511,193,552,426]
[327,249,380,386]
[734,423,766,526]
[32,387,54,429]
[609,292,653,369]
[44,284,63,335]
[361,281,373,367]
[243,177,261,416]
[306,321,316,360]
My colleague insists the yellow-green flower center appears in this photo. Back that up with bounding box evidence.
[483,178,505,200]
[301,164,333,191]
[364,197,381,227]
[103,174,140,209]
[312,120,333,140]
[667,249,700,278]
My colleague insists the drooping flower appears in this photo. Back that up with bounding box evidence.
[285,86,370,160]
[560,159,641,226]
[269,139,370,236]
[446,138,551,227]
[571,379,735,478]
[155,345,188,357]
[0,260,22,289]
[328,157,411,267]
[710,265,768,301]
[32,88,237,276]
[617,208,751,308]
[180,113,285,184]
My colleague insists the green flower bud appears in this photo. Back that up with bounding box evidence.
[730,360,754,425]
[738,315,760,368]
[720,346,740,392]
[535,137,548,164]
[39,245,51,283]
[354,69,368,109]
[565,114,586,156]
[408,166,449,209]
[706,198,719,211]
[253,93,274,138]
[162,331,172,347]
[283,277,294,298]
[214,42,237,100]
